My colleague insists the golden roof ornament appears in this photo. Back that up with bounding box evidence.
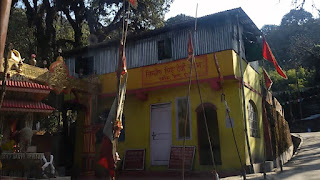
[5,49,100,94]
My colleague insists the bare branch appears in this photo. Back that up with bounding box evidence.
[62,8,77,30]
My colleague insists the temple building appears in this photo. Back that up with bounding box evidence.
[65,8,266,172]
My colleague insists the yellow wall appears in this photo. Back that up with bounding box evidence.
[100,50,236,94]
[94,50,264,171]
[243,64,264,165]
[99,82,245,171]
[232,50,265,165]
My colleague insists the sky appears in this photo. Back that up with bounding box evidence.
[165,0,320,29]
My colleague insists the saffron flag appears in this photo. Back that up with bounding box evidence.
[99,47,128,177]
[117,43,127,78]
[128,0,138,9]
[99,75,127,177]
[99,100,117,178]
[98,136,115,177]
[214,53,223,82]
[262,38,287,79]
[187,32,193,61]
[263,68,273,90]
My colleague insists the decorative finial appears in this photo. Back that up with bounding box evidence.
[8,43,13,50]
[30,54,37,66]
[58,48,62,56]
[17,60,23,73]
[43,60,47,68]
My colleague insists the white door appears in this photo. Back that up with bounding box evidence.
[150,103,172,165]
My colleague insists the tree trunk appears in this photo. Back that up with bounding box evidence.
[0,0,12,109]
[74,28,83,48]
[0,0,12,71]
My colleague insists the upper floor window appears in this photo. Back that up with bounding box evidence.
[75,56,94,77]
[158,38,172,60]
[248,100,259,138]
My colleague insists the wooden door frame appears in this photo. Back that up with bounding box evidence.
[149,102,172,165]
[196,103,218,165]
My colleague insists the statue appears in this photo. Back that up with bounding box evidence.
[30,54,37,66]
[42,152,56,178]
[18,127,33,152]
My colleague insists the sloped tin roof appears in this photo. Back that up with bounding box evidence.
[1,100,55,113]
[65,7,261,56]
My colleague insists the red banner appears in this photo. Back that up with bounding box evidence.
[262,38,287,79]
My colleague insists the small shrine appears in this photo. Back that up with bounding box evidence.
[0,49,100,178]
[0,52,54,177]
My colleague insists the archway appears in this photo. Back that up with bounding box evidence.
[196,103,222,165]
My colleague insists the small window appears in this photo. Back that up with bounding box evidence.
[75,56,94,77]
[248,100,259,138]
[176,97,191,139]
[158,38,172,60]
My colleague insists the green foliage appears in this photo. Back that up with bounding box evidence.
[281,9,313,26]
[262,8,320,91]
[268,67,315,92]
[85,0,173,39]
[40,112,62,134]
[262,9,320,67]
[6,8,36,60]
[55,15,77,50]
[10,0,173,63]
[165,14,194,26]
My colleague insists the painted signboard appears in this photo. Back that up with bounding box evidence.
[168,146,195,170]
[142,55,208,87]
[122,149,145,170]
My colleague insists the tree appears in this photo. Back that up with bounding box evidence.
[261,25,278,36]
[262,9,320,69]
[165,14,194,26]
[6,7,36,61]
[261,7,320,98]
[268,67,315,92]
[280,9,313,26]
[12,0,173,63]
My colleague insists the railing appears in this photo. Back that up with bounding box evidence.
[1,153,44,160]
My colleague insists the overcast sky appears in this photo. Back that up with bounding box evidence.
[165,0,319,29]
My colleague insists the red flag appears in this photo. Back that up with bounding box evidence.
[98,136,115,178]
[128,0,138,9]
[263,68,273,90]
[187,32,193,61]
[262,38,275,63]
[262,38,287,79]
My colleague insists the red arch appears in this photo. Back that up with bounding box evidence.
[195,103,217,113]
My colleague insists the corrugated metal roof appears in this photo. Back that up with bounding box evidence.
[1,100,55,113]
[66,25,238,76]
[65,8,261,76]
[64,7,260,56]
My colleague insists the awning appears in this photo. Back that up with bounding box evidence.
[1,100,55,113]
[0,80,51,94]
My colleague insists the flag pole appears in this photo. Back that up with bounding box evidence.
[0,0,12,67]
[236,12,254,174]
[182,4,198,180]
[261,35,267,180]
[262,36,284,172]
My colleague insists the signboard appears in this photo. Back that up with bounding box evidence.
[142,55,208,87]
[122,149,145,170]
[168,146,195,170]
